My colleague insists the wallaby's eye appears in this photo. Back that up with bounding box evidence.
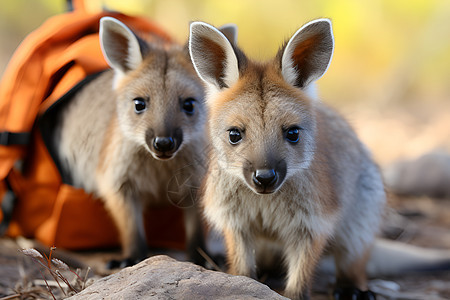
[286,127,300,143]
[134,97,147,114]
[228,128,242,145]
[182,98,196,115]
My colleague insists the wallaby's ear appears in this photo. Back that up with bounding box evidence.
[100,17,144,74]
[279,19,334,89]
[218,23,238,45]
[189,22,239,92]
[182,23,237,59]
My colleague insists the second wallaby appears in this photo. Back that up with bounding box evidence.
[46,17,214,267]
[189,19,386,299]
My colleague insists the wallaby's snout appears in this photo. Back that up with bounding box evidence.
[253,169,277,191]
[154,137,175,152]
[146,129,183,160]
[244,159,287,194]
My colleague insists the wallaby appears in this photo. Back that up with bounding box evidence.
[47,17,236,268]
[189,19,386,299]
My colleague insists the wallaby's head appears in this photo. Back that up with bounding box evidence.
[99,17,207,160]
[189,19,334,194]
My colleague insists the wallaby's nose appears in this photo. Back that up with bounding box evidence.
[253,169,277,188]
[153,137,175,152]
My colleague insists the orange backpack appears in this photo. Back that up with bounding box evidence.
[0,7,185,250]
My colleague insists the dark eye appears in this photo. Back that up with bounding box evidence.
[182,98,196,115]
[228,128,242,145]
[286,127,300,143]
[134,97,147,114]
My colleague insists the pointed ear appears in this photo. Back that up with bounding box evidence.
[189,22,240,91]
[99,17,144,74]
[280,19,334,89]
[218,23,238,45]
[182,23,237,59]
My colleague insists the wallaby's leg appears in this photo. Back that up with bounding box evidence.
[103,190,148,267]
[284,237,327,300]
[332,245,376,300]
[183,205,206,266]
[334,246,370,290]
[331,173,383,299]
[223,228,256,278]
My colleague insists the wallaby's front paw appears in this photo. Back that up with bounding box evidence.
[106,257,142,269]
[332,287,376,300]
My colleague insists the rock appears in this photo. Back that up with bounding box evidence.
[68,255,287,299]
[384,150,450,198]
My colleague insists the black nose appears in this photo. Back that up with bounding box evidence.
[253,169,277,188]
[153,137,175,152]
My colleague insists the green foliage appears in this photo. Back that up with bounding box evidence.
[1,0,449,104]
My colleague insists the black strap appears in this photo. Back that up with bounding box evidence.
[39,70,107,185]
[0,178,16,236]
[0,131,31,146]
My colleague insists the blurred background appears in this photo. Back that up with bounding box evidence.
[0,0,449,167]
[1,2,450,298]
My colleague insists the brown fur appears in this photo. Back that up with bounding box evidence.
[53,18,208,265]
[190,20,385,299]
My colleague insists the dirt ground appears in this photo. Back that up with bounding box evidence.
[367,194,450,300]
[1,193,449,300]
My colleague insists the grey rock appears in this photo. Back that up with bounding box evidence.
[68,255,287,299]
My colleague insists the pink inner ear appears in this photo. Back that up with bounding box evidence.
[195,35,228,88]
[104,29,132,71]
[287,29,331,88]
[291,35,320,67]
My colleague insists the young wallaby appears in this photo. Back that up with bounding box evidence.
[189,19,386,299]
[49,17,228,268]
